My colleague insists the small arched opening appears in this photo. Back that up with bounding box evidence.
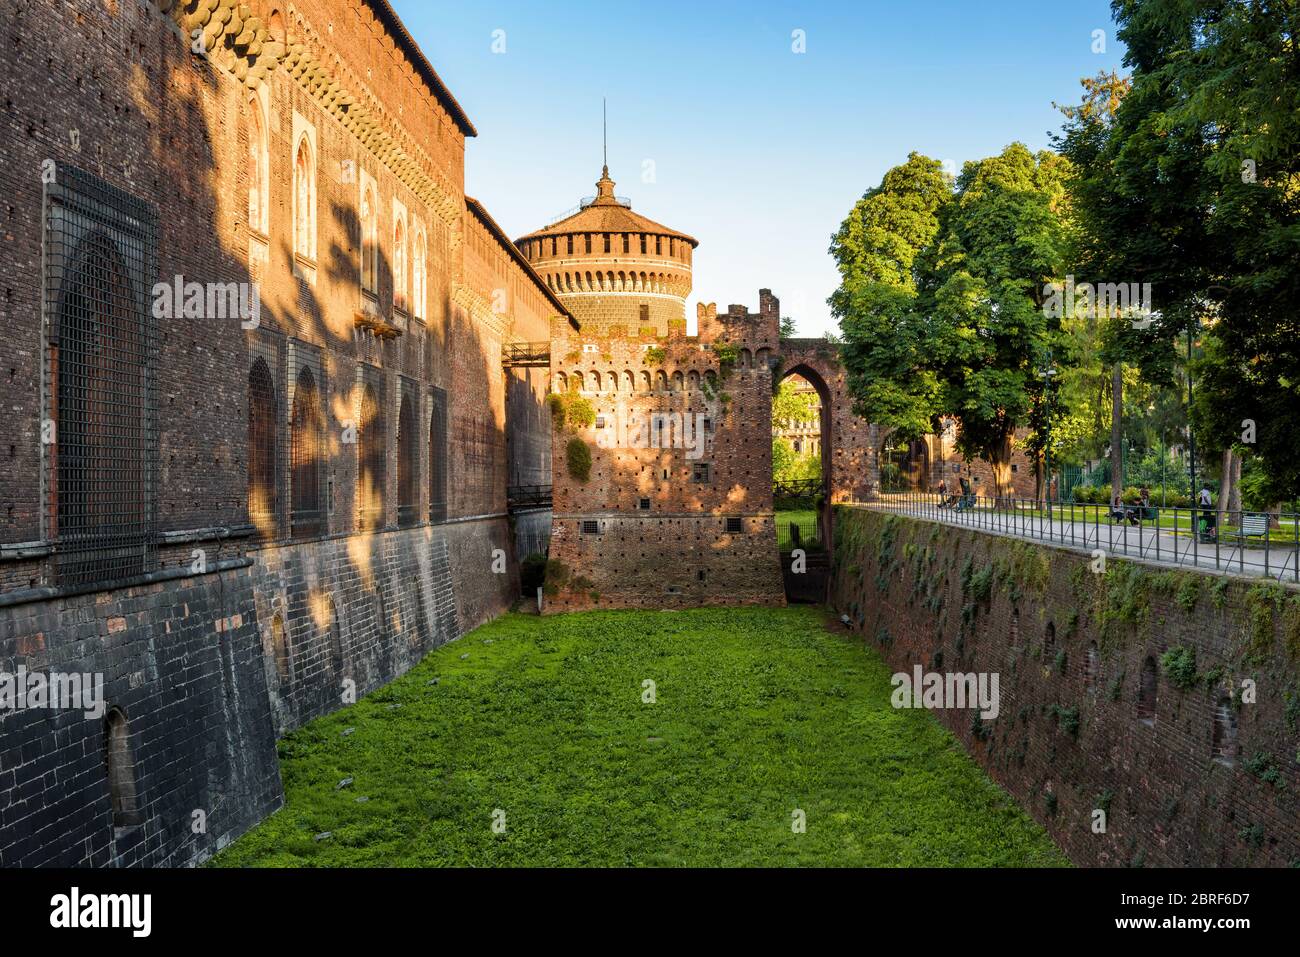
[104,707,142,830]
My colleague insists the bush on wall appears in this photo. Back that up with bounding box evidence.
[566,438,591,482]
[548,393,595,432]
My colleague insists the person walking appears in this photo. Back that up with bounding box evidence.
[1197,483,1216,542]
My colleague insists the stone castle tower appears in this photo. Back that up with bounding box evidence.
[515,166,697,335]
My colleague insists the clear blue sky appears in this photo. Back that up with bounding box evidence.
[394,0,1126,336]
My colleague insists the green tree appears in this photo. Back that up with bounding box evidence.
[831,146,1074,500]
[772,437,820,484]
[772,379,819,429]
[829,152,951,442]
[1059,1,1300,504]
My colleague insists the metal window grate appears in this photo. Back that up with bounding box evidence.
[396,379,419,527]
[290,365,324,539]
[726,516,743,534]
[45,164,159,586]
[248,356,278,538]
[428,386,448,523]
[358,373,386,531]
[581,520,600,535]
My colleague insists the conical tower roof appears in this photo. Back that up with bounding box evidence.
[516,166,698,246]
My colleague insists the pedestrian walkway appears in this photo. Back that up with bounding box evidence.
[864,493,1300,582]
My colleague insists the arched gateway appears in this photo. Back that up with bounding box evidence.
[777,339,881,503]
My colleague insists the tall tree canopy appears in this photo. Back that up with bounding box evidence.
[830,145,1073,498]
[1061,0,1300,503]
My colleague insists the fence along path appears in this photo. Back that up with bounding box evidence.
[868,492,1300,583]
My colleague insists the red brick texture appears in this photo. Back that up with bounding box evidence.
[0,0,560,865]
[544,294,786,610]
[831,507,1300,866]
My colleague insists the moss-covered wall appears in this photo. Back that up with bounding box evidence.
[831,506,1300,867]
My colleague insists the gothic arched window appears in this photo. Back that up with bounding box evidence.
[361,183,378,293]
[290,366,323,539]
[397,393,417,526]
[247,97,268,234]
[358,384,385,531]
[294,137,315,260]
[248,357,277,536]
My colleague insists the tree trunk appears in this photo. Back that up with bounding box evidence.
[1109,362,1123,503]
[990,432,1014,507]
[1218,448,1241,529]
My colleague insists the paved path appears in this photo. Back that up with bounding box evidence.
[862,499,1300,582]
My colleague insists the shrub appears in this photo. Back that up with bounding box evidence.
[564,394,595,430]
[711,340,739,372]
[1175,575,1201,612]
[565,438,591,481]
[1072,484,1105,504]
[542,558,570,597]
[1242,752,1282,787]
[1160,645,1199,690]
[520,553,547,595]
[1052,705,1080,737]
[643,346,666,365]
[547,393,567,430]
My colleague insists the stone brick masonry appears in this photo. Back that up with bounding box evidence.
[0,0,562,865]
[831,507,1300,866]
[544,295,786,610]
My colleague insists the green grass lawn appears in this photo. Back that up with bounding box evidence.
[212,607,1066,867]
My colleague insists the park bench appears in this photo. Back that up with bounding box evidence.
[1233,512,1270,545]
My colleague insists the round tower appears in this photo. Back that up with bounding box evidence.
[515,166,697,336]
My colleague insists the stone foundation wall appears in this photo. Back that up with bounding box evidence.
[0,563,282,867]
[830,506,1300,866]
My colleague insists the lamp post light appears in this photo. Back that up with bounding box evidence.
[1187,316,1200,497]
[1040,353,1058,519]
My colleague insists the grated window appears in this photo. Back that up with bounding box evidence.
[248,357,278,538]
[428,386,448,523]
[46,164,159,586]
[357,379,386,531]
[290,365,324,539]
[397,388,418,527]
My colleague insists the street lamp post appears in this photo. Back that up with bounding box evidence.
[1161,430,1167,508]
[1040,352,1058,519]
[1187,318,1198,496]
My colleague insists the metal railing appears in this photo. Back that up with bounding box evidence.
[508,484,553,510]
[777,518,824,553]
[869,491,1300,582]
[502,342,550,367]
[774,478,823,500]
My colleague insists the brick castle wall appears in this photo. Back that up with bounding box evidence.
[0,563,282,867]
[544,293,785,610]
[0,0,553,866]
[831,507,1300,866]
